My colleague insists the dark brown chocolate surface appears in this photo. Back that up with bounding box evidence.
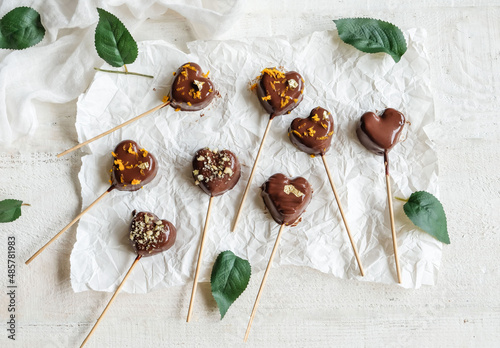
[129,211,177,257]
[192,147,241,197]
[110,140,158,192]
[289,107,334,156]
[356,108,406,156]
[170,62,215,111]
[261,173,313,226]
[256,68,304,118]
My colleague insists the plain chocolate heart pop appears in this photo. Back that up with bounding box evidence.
[232,67,305,231]
[186,147,241,322]
[244,173,312,342]
[288,107,364,276]
[356,108,406,283]
[26,140,158,265]
[81,211,177,347]
[58,62,216,157]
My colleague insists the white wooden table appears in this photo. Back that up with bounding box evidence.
[1,1,499,347]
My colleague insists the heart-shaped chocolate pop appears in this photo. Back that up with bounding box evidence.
[356,108,406,156]
[289,107,334,156]
[261,173,313,226]
[130,211,177,257]
[256,67,305,118]
[110,140,158,192]
[170,62,215,111]
[192,147,241,197]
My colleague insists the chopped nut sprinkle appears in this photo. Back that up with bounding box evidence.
[284,184,305,197]
[138,162,149,170]
[193,80,205,90]
[288,79,299,89]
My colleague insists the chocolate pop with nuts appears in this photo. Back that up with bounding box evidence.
[288,107,365,277]
[81,210,177,346]
[187,147,241,322]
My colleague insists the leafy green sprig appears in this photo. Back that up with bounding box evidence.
[94,8,153,78]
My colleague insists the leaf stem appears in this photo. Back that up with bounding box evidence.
[93,67,153,79]
[395,196,408,202]
[22,203,31,206]
[124,64,128,73]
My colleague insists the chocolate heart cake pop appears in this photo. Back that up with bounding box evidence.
[129,211,177,256]
[261,173,313,226]
[356,108,405,156]
[110,140,158,191]
[256,67,305,118]
[289,107,334,156]
[192,147,241,197]
[170,62,216,111]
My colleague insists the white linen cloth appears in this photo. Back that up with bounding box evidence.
[0,0,245,145]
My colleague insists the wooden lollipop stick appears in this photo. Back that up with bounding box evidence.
[244,223,285,342]
[232,118,273,231]
[186,196,214,322]
[57,101,170,158]
[384,152,401,283]
[321,155,365,277]
[80,255,142,347]
[25,188,113,265]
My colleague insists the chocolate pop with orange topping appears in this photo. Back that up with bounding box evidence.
[57,62,216,157]
[170,62,216,112]
[26,140,158,265]
[288,107,365,276]
[256,68,305,118]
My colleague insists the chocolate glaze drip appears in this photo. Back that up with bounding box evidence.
[261,173,313,226]
[192,147,241,197]
[256,68,304,118]
[289,106,334,156]
[356,108,406,156]
[170,62,215,111]
[110,140,158,192]
[129,211,177,257]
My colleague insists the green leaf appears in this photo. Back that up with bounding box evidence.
[0,199,24,223]
[0,7,45,50]
[333,18,407,63]
[403,191,450,244]
[95,8,138,67]
[211,250,251,319]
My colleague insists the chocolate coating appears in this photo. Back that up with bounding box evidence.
[192,147,241,197]
[256,68,304,118]
[129,211,177,257]
[170,62,215,111]
[110,140,158,192]
[261,173,313,226]
[356,108,406,156]
[289,107,334,156]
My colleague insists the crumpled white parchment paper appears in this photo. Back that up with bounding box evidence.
[70,29,441,292]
